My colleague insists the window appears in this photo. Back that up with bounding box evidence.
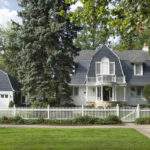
[96,57,115,75]
[134,64,143,76]
[74,87,79,96]
[71,87,79,96]
[1,95,4,98]
[130,87,143,97]
[5,95,8,98]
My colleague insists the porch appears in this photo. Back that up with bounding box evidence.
[86,84,127,103]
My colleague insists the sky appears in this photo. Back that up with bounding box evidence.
[0,0,83,28]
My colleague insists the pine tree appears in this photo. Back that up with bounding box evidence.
[17,0,80,105]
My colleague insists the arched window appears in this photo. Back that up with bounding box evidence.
[96,57,115,75]
[101,57,109,75]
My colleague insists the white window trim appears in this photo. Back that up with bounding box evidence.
[130,87,143,97]
[96,61,115,76]
[134,64,143,76]
[72,87,79,97]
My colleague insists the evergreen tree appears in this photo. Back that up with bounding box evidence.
[17,0,80,105]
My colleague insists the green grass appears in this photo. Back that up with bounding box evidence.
[0,128,149,150]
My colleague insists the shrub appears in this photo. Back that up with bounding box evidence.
[73,116,98,124]
[136,117,150,124]
[143,85,150,103]
[10,116,24,124]
[8,101,14,108]
[0,115,121,125]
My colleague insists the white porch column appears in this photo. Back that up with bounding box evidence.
[115,85,117,101]
[86,85,88,101]
[96,86,97,101]
[123,86,126,101]
[112,85,115,101]
[101,85,103,101]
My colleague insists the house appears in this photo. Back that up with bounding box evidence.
[0,69,21,108]
[70,45,150,107]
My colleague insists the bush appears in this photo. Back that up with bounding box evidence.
[0,115,121,125]
[73,116,98,125]
[136,117,150,124]
[143,85,150,103]
[8,101,14,108]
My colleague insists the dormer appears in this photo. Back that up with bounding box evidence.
[134,63,143,76]
[131,54,145,76]
[87,45,124,78]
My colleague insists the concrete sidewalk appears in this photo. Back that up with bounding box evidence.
[0,124,150,138]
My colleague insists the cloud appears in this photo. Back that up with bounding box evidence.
[70,1,83,12]
[0,8,22,28]
[0,0,9,7]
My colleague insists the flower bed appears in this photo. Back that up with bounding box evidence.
[0,115,121,125]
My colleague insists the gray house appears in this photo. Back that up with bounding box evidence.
[70,45,150,107]
[0,69,21,108]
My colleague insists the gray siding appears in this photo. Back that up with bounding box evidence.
[88,45,123,77]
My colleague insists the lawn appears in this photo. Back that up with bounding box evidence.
[0,128,149,150]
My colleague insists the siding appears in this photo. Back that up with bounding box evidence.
[88,45,123,77]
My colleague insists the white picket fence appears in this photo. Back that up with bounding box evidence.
[0,104,150,122]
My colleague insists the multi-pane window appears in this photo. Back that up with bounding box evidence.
[96,57,115,75]
[134,64,143,76]
[71,87,79,96]
[0,94,8,98]
[131,87,143,97]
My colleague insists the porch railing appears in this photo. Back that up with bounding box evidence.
[86,75,125,84]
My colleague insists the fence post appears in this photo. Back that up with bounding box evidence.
[14,105,16,117]
[116,104,119,117]
[82,104,84,116]
[47,105,50,119]
[136,104,140,118]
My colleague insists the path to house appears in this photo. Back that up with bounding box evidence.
[0,124,150,138]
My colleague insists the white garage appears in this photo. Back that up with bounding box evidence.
[0,69,21,109]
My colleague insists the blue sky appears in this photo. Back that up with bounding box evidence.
[0,0,20,11]
[0,0,21,27]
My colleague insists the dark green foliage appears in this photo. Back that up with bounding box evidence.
[31,101,48,108]
[8,101,14,108]
[16,0,81,105]
[14,91,22,107]
[0,115,121,125]
[136,117,150,124]
[143,85,150,103]
[73,116,98,124]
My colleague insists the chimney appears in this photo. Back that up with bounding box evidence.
[142,43,149,52]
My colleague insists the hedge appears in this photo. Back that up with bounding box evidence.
[0,115,121,125]
[135,117,150,124]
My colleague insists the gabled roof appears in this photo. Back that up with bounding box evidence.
[71,45,150,86]
[0,69,22,91]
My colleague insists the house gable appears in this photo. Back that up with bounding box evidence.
[88,45,124,77]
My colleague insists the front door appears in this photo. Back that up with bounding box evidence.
[103,86,112,101]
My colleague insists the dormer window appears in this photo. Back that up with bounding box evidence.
[134,64,143,76]
[96,57,115,75]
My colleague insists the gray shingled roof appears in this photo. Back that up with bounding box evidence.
[75,49,150,62]
[71,46,150,85]
[0,69,21,91]
[114,50,150,61]
[121,60,150,85]
[69,60,90,85]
